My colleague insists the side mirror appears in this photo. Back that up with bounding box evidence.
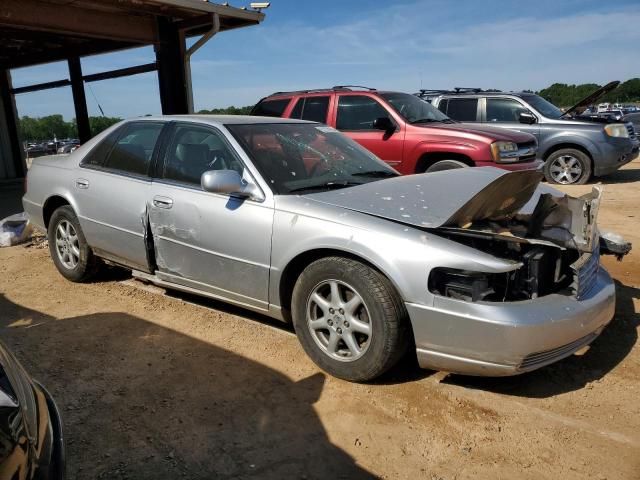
[373,117,396,132]
[201,170,264,201]
[519,112,537,125]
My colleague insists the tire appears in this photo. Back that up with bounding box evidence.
[291,256,410,382]
[47,205,99,282]
[543,148,591,185]
[425,159,468,172]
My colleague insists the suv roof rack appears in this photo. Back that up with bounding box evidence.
[332,85,377,91]
[270,85,377,96]
[417,87,503,96]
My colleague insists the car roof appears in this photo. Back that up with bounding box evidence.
[125,115,316,126]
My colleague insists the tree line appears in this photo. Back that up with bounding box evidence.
[19,115,122,142]
[537,78,640,108]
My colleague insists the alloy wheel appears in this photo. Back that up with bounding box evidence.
[54,219,80,269]
[306,279,372,362]
[549,155,583,184]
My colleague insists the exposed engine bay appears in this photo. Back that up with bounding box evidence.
[429,182,631,302]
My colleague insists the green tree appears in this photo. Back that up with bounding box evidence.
[89,116,122,135]
[197,105,253,115]
[538,78,640,107]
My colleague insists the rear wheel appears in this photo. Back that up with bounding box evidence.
[291,256,410,382]
[543,148,591,185]
[425,159,468,172]
[47,206,98,282]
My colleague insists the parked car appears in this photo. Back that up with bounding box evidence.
[0,339,64,479]
[419,81,640,184]
[622,112,640,134]
[57,142,80,154]
[252,87,540,174]
[23,116,630,382]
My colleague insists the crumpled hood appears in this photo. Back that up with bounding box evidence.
[306,167,544,229]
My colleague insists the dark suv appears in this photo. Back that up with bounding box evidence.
[419,83,639,184]
[252,87,540,175]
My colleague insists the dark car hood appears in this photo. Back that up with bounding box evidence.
[306,167,543,229]
[562,80,620,117]
[416,122,535,143]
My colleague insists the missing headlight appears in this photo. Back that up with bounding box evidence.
[428,268,497,302]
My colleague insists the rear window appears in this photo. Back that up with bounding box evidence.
[251,98,291,117]
[442,98,478,122]
[290,96,330,123]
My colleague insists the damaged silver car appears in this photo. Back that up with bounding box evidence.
[23,116,631,382]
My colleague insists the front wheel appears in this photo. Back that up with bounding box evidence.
[543,149,591,185]
[47,205,99,282]
[291,257,410,382]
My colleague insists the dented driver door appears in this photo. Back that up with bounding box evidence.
[147,122,274,311]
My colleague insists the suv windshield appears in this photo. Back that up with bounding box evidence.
[227,123,398,195]
[524,94,564,119]
[380,92,451,123]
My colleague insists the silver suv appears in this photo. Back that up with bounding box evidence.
[420,82,639,185]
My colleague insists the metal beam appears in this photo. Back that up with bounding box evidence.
[11,63,159,96]
[184,14,220,113]
[0,0,157,44]
[0,70,25,178]
[83,63,158,83]
[11,79,72,95]
[155,17,189,115]
[68,57,91,144]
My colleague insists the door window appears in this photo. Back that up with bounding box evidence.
[251,98,291,117]
[443,98,478,122]
[102,122,163,176]
[162,124,244,186]
[486,98,529,122]
[336,95,391,131]
[290,96,330,123]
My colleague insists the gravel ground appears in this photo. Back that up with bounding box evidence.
[0,159,639,479]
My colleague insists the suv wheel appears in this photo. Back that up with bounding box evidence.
[291,257,410,382]
[543,149,591,185]
[47,206,99,282]
[425,159,468,173]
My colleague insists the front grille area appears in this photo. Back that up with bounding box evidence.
[519,332,598,370]
[516,140,538,163]
[626,123,636,139]
[571,243,600,300]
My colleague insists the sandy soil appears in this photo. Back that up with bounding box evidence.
[0,159,639,479]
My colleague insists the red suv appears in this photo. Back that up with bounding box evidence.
[252,86,540,174]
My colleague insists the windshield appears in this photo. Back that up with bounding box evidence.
[227,123,399,195]
[380,92,451,123]
[525,95,564,119]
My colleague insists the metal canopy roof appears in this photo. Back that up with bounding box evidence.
[0,0,265,69]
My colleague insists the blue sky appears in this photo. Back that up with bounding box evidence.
[11,0,640,120]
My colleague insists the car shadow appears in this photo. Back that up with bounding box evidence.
[0,294,377,479]
[440,280,639,398]
[595,165,640,185]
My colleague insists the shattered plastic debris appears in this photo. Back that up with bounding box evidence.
[0,213,34,247]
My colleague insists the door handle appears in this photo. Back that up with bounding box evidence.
[153,196,173,209]
[75,178,89,189]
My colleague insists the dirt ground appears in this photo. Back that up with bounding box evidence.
[1,159,639,480]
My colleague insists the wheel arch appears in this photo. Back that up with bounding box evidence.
[414,151,474,173]
[542,142,594,165]
[277,248,404,323]
[42,195,72,229]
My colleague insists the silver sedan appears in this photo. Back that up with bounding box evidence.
[22,116,629,382]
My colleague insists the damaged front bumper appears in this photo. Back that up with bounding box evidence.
[408,267,615,376]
